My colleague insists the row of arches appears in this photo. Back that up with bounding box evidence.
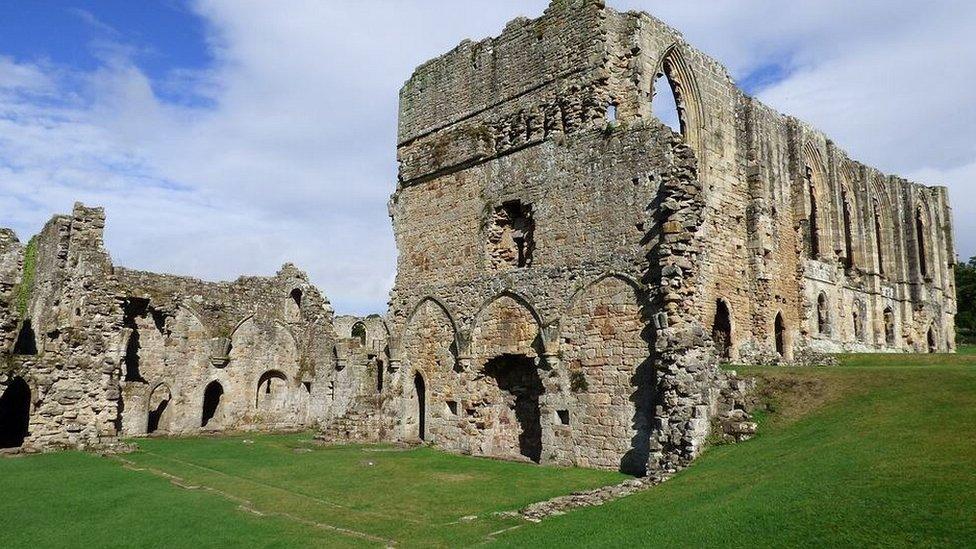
[711,298,791,360]
[399,274,653,472]
[137,368,304,435]
[801,147,939,285]
[814,291,897,346]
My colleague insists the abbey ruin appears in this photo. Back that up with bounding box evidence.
[0,1,956,476]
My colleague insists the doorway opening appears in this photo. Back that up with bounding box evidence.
[484,354,543,463]
[413,372,426,441]
[201,381,224,427]
[0,377,30,448]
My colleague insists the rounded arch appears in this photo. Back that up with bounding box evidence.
[351,321,368,346]
[256,370,288,407]
[650,43,705,153]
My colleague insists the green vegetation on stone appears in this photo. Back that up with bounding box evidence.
[14,237,37,319]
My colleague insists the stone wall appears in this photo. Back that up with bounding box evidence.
[113,264,342,436]
[377,0,954,476]
[0,204,383,451]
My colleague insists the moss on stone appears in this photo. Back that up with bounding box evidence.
[15,237,37,319]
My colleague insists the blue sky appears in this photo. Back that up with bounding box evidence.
[1,1,974,314]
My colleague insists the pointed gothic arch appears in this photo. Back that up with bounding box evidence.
[651,45,704,154]
[774,312,787,357]
[816,292,831,335]
[915,205,930,279]
[801,145,831,260]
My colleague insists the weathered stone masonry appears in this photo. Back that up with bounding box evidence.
[0,204,378,451]
[368,0,955,474]
[0,0,956,478]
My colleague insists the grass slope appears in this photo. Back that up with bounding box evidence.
[494,348,976,547]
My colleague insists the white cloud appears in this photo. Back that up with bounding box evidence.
[1,1,974,315]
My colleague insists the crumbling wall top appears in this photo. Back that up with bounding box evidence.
[398,0,608,144]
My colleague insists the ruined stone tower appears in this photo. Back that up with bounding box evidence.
[377,0,956,472]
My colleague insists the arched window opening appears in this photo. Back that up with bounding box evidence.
[0,377,30,448]
[711,300,733,360]
[873,201,886,275]
[290,288,303,309]
[13,320,37,355]
[256,370,287,409]
[147,385,171,435]
[413,372,426,441]
[883,307,896,346]
[817,293,830,335]
[351,322,367,346]
[605,102,617,123]
[201,381,224,427]
[852,307,863,342]
[652,71,683,135]
[806,167,821,259]
[842,192,855,269]
[774,313,787,357]
[915,208,928,278]
[257,370,286,399]
[123,329,143,382]
[927,327,937,354]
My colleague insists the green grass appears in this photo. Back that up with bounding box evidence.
[958,344,976,356]
[493,350,976,547]
[0,435,623,548]
[2,349,974,547]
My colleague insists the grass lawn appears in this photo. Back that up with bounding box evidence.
[0,435,624,547]
[1,347,973,547]
[493,347,976,547]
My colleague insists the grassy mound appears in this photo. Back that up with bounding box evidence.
[493,347,976,547]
